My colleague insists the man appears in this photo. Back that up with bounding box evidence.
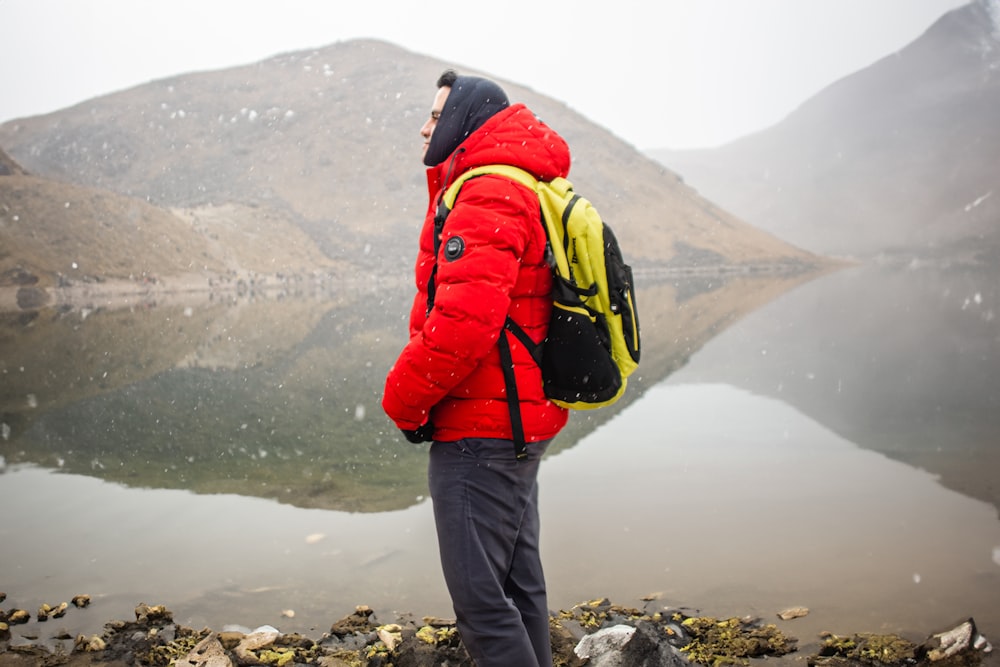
[382,69,571,667]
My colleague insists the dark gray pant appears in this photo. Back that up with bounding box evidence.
[428,437,552,667]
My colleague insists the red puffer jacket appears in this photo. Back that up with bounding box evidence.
[382,103,570,443]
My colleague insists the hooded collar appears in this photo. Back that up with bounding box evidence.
[423,76,509,167]
[425,103,572,199]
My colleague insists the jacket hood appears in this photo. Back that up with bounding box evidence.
[428,103,572,190]
[423,75,510,167]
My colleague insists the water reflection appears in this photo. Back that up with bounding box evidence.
[0,288,425,511]
[541,382,1000,645]
[1,382,996,648]
[2,263,998,650]
[0,269,816,511]
[668,262,1000,514]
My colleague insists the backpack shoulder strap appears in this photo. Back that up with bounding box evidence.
[442,164,540,210]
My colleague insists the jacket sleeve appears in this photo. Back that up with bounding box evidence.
[382,176,536,430]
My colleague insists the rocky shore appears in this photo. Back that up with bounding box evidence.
[0,594,993,667]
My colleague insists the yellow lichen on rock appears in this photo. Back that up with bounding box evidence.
[680,615,797,666]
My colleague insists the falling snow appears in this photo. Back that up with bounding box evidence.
[964,191,993,211]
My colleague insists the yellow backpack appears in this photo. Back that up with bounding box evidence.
[438,165,641,456]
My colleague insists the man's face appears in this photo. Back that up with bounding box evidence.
[421,86,450,159]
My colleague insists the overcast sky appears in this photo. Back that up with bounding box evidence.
[0,0,969,150]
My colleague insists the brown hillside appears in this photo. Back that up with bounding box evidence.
[0,147,26,176]
[0,39,821,285]
[0,174,339,292]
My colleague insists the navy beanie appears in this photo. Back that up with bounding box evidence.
[423,75,510,167]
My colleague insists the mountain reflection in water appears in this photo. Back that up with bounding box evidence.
[1,263,998,652]
[0,268,814,512]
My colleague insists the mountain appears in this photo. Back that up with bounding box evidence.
[0,147,26,176]
[0,39,822,306]
[653,0,1000,262]
[0,155,342,311]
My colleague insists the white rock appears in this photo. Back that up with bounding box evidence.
[575,624,636,665]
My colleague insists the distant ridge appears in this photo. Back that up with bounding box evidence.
[653,1,1000,262]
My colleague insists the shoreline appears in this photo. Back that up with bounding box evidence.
[0,267,416,315]
[1,596,994,667]
[0,261,832,315]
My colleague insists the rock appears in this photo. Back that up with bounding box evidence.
[577,621,688,667]
[778,606,810,620]
[7,609,30,625]
[550,621,587,666]
[174,633,233,667]
[317,656,362,667]
[392,636,443,667]
[250,625,280,634]
[575,624,636,665]
[74,633,107,652]
[394,625,472,667]
[329,605,376,636]
[815,630,917,665]
[377,623,403,650]
[420,616,456,627]
[16,286,50,310]
[233,628,279,663]
[135,602,172,624]
[924,618,993,661]
[36,601,69,621]
[635,621,690,667]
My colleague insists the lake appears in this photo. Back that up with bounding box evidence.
[1,261,998,656]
